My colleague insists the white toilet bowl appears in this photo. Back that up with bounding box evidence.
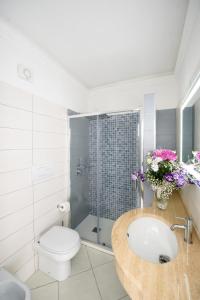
[37,226,81,281]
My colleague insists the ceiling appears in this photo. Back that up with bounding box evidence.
[0,0,188,88]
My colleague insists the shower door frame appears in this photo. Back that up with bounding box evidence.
[68,108,144,253]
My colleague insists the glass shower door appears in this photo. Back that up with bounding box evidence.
[69,111,141,249]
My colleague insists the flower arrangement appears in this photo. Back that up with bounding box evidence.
[131,149,193,209]
[192,151,200,173]
[193,151,200,162]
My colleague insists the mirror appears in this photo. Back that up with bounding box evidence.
[181,74,200,171]
[182,98,200,163]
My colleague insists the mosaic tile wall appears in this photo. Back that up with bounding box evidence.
[88,113,140,220]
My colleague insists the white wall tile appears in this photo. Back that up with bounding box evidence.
[0,205,33,240]
[0,128,32,149]
[33,148,67,165]
[33,95,66,119]
[15,257,35,282]
[0,224,33,263]
[33,175,67,202]
[0,105,32,130]
[0,187,33,218]
[0,82,32,111]
[0,84,69,281]
[33,113,66,133]
[34,189,67,219]
[0,150,32,172]
[3,242,34,273]
[33,132,67,149]
[0,169,32,195]
[34,209,61,237]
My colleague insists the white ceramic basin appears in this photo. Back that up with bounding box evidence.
[127,217,178,264]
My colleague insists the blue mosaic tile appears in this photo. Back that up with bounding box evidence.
[88,113,140,220]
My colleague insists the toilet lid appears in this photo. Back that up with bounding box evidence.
[39,226,80,254]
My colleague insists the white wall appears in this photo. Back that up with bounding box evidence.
[0,82,69,281]
[0,19,88,112]
[87,74,179,112]
[176,0,200,235]
[175,0,200,100]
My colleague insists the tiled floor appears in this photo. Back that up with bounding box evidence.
[26,245,131,300]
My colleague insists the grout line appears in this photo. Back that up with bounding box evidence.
[33,173,68,187]
[33,129,67,135]
[0,102,32,113]
[30,279,57,291]
[67,267,92,279]
[31,97,38,273]
[85,246,103,300]
[14,254,35,274]
[34,188,67,204]
[0,202,33,221]
[118,296,129,300]
[0,126,32,132]
[57,280,59,300]
[0,201,33,220]
[0,219,34,242]
[92,259,114,270]
[33,111,67,121]
[0,102,67,121]
[0,238,34,266]
[0,184,33,197]
[0,166,32,175]
[0,148,32,151]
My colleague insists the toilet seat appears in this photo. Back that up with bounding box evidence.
[39,226,80,255]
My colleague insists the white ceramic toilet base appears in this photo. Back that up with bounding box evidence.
[39,254,71,281]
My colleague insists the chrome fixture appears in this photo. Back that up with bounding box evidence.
[76,158,88,176]
[170,216,193,244]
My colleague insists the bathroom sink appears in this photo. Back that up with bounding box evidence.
[127,217,178,264]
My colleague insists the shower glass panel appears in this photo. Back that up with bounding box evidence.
[70,111,141,249]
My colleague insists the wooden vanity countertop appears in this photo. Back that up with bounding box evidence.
[112,192,200,300]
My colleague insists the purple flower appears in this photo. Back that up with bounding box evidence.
[131,171,145,182]
[131,173,138,181]
[164,173,174,182]
[195,180,200,188]
[171,172,186,187]
[139,172,145,182]
[175,175,186,187]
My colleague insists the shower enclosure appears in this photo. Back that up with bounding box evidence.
[69,110,142,250]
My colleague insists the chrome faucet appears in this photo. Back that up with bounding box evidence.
[170,216,193,244]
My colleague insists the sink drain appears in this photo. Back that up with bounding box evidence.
[159,255,171,264]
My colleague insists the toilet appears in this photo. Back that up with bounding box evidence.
[37,225,81,281]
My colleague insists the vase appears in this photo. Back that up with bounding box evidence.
[155,186,169,210]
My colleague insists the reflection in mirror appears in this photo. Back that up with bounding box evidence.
[182,97,200,167]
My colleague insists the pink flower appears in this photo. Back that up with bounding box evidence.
[195,151,200,162]
[153,149,177,161]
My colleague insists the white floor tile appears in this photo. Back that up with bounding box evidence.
[87,246,113,268]
[26,270,56,289]
[71,245,91,276]
[31,282,58,300]
[59,270,101,300]
[26,246,126,300]
[93,261,127,300]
